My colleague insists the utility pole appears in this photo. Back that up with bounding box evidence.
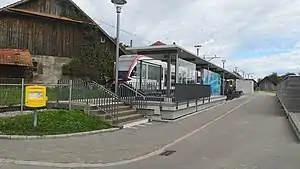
[221,60,226,95]
[112,0,127,95]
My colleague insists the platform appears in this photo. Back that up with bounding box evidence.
[145,95,226,120]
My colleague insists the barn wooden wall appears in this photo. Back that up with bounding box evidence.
[0,13,83,57]
[0,0,119,58]
[15,0,90,22]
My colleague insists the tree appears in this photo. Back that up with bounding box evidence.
[62,25,114,84]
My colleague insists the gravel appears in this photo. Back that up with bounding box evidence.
[0,109,51,118]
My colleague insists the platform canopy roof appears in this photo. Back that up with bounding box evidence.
[126,44,242,79]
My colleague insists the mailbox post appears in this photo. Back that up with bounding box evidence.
[25,86,47,127]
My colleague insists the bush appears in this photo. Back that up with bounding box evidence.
[0,110,112,135]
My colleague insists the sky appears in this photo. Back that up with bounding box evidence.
[1,0,300,79]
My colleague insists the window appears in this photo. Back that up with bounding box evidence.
[32,60,38,72]
[37,63,43,74]
[148,65,161,80]
[136,63,146,79]
[100,37,105,43]
[118,71,127,79]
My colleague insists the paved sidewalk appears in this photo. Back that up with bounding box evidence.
[288,113,300,140]
[0,95,253,164]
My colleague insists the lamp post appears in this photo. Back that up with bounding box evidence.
[221,60,226,95]
[194,45,202,57]
[234,67,238,72]
[112,0,127,95]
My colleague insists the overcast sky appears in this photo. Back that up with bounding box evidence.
[2,0,300,78]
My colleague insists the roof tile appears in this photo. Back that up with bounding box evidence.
[0,49,33,67]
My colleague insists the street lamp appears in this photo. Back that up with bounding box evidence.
[221,60,226,69]
[221,60,226,95]
[194,45,202,57]
[112,0,127,95]
[234,67,238,72]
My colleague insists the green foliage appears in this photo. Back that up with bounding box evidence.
[62,25,114,84]
[0,110,112,135]
[59,0,86,21]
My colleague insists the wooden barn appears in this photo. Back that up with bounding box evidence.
[0,0,127,83]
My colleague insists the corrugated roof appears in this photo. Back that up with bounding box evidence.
[0,49,33,67]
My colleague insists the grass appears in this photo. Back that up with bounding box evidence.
[0,110,112,135]
[0,86,108,107]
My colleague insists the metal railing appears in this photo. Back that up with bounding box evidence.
[118,83,147,111]
[277,75,300,113]
[0,78,119,120]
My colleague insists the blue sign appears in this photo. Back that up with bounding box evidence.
[202,70,221,95]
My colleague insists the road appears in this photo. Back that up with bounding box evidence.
[1,93,300,169]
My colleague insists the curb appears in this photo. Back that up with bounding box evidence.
[152,101,226,123]
[276,95,300,142]
[286,113,300,142]
[0,128,120,140]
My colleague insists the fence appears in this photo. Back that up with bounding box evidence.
[118,84,147,110]
[175,84,211,102]
[119,82,212,110]
[0,78,119,119]
[277,75,300,113]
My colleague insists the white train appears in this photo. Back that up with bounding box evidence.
[118,55,201,90]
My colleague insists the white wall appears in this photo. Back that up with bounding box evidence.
[236,80,254,94]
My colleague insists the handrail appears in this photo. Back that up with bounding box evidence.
[118,83,147,111]
[91,81,119,99]
[119,83,146,99]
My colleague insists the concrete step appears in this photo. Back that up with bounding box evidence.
[90,108,106,115]
[118,118,150,128]
[117,109,138,117]
[110,114,144,124]
[101,105,133,113]
[116,105,133,112]
[100,102,128,109]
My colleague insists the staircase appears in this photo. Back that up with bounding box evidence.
[72,80,149,127]
[89,102,147,127]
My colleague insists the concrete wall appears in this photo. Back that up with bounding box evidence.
[32,55,71,84]
[236,80,254,94]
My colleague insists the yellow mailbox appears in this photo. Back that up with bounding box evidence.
[25,85,48,108]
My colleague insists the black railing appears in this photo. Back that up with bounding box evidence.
[175,84,211,103]
[118,84,147,111]
[71,80,119,120]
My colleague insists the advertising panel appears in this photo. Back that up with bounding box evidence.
[202,69,221,95]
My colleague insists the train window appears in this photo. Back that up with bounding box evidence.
[136,64,146,79]
[130,67,137,77]
[148,65,161,80]
[118,71,128,79]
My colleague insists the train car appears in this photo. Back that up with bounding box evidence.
[118,55,200,90]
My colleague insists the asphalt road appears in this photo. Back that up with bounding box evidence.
[2,93,300,169]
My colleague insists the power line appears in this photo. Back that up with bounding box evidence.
[94,19,153,44]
